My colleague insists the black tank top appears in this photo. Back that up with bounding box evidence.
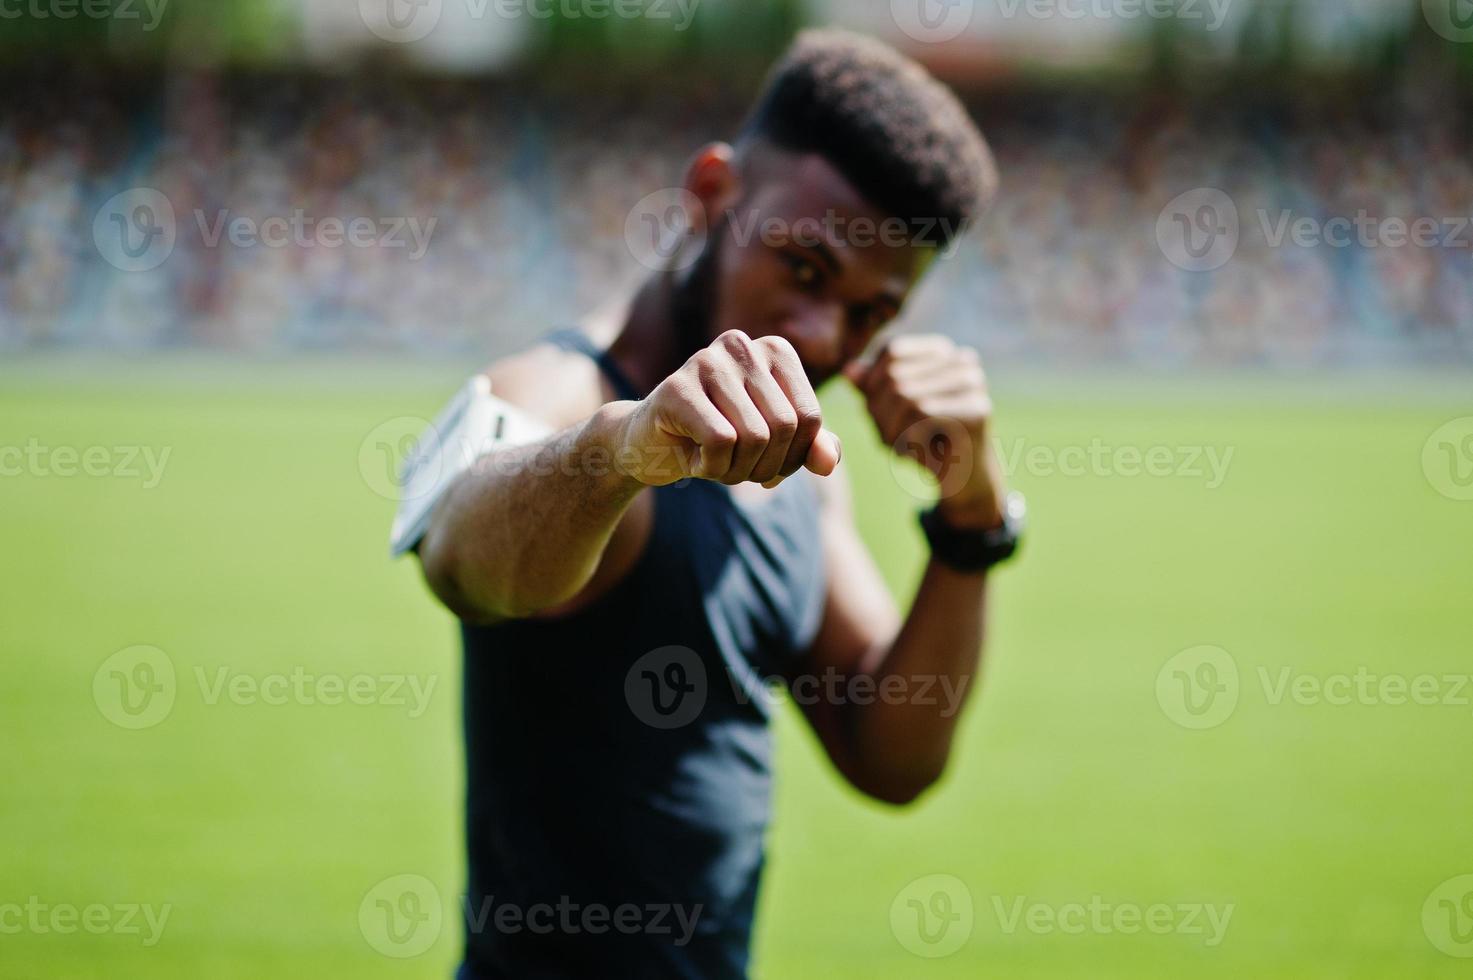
[458,330,828,979]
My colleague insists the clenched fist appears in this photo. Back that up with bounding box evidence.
[613,330,843,488]
[845,334,1007,529]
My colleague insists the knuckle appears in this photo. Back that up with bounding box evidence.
[718,330,754,356]
[688,351,717,377]
[757,333,797,359]
[694,355,734,387]
[769,410,799,438]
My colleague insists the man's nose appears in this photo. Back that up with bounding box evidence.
[780,302,847,372]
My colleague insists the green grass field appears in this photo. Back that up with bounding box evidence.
[2,359,1470,979]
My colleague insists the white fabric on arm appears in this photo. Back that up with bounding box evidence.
[389,375,553,558]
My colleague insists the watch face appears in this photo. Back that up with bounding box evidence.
[1004,491,1028,527]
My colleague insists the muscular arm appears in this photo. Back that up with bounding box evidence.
[796,334,1009,805]
[416,330,842,624]
[795,465,991,806]
[417,403,647,623]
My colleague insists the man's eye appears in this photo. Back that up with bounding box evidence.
[853,304,893,336]
[785,254,822,290]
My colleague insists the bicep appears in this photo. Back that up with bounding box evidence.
[413,346,652,621]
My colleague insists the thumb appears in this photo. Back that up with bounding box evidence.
[804,428,843,478]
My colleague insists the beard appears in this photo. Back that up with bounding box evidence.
[669,213,725,358]
[666,214,832,390]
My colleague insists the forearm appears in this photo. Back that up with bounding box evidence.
[418,402,644,622]
[843,562,988,802]
[815,334,1010,803]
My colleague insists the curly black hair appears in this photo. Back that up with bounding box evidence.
[739,29,997,249]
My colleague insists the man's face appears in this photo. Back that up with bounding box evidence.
[677,151,934,389]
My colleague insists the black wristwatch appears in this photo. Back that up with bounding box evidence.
[920,492,1027,573]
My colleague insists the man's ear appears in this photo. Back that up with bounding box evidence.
[682,143,739,234]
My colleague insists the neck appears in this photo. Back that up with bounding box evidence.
[606,271,698,400]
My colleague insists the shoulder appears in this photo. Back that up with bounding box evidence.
[481,337,609,430]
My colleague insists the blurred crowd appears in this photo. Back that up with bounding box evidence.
[2,68,1469,365]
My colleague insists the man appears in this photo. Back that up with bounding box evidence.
[397,29,1023,979]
